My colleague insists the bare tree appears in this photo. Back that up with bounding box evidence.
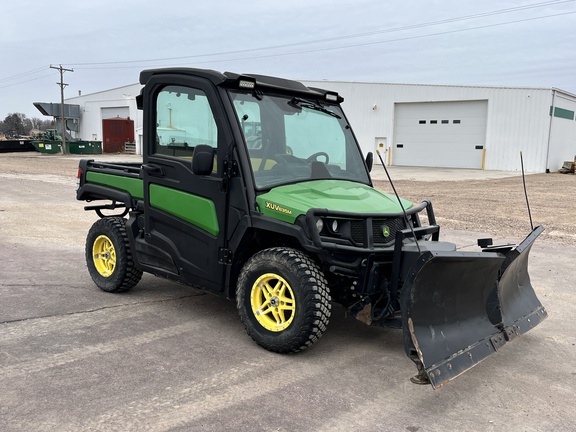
[0,113,53,136]
[34,118,55,132]
[0,113,27,137]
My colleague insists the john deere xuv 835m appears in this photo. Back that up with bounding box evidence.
[76,68,546,388]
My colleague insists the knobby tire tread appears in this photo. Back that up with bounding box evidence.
[86,217,143,293]
[236,247,331,354]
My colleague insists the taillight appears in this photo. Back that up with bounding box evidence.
[76,168,83,189]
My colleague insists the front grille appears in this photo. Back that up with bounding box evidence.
[350,218,406,246]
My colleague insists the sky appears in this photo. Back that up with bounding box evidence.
[1,0,575,120]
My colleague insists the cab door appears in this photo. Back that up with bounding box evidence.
[141,76,230,293]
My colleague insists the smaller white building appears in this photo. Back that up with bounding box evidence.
[66,79,576,172]
[67,84,144,152]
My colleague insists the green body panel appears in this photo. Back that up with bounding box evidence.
[86,171,144,200]
[256,180,413,223]
[149,184,220,236]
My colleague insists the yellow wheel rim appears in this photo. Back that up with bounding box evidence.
[250,273,295,332]
[92,235,116,277]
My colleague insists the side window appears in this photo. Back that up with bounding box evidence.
[154,86,218,166]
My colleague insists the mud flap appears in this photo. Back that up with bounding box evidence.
[401,226,547,389]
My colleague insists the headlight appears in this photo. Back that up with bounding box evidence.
[331,219,338,232]
[315,218,324,232]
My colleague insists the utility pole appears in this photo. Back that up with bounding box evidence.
[50,64,74,154]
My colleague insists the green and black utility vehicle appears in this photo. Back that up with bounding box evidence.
[77,68,546,388]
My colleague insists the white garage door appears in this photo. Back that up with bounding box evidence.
[393,101,488,169]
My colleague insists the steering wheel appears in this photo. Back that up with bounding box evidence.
[274,154,306,165]
[306,152,329,164]
[247,137,262,149]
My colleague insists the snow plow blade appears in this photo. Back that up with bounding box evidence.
[402,226,547,389]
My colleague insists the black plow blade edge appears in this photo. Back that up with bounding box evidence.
[401,226,547,389]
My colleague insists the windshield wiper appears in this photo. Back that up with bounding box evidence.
[289,97,342,119]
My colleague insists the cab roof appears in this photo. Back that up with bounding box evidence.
[139,67,343,103]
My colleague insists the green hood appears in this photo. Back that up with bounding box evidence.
[256,180,413,223]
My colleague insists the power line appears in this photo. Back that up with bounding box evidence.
[0,72,57,90]
[68,0,575,68]
[1,0,574,83]
[70,10,576,71]
[275,11,576,59]
[0,66,51,84]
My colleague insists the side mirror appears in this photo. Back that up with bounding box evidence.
[365,152,374,172]
[192,144,214,176]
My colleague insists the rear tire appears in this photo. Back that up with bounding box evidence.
[85,217,143,293]
[236,247,331,353]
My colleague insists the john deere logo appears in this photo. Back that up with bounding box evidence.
[382,225,391,238]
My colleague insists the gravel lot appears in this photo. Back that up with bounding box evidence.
[374,173,576,246]
[1,152,574,245]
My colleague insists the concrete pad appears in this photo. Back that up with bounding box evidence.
[370,164,523,181]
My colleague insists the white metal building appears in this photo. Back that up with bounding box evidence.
[66,79,576,173]
[66,84,144,152]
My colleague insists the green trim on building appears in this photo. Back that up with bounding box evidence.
[86,172,144,199]
[550,106,575,120]
[149,184,219,236]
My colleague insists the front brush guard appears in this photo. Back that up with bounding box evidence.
[401,226,547,389]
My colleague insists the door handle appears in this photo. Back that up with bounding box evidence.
[141,164,164,177]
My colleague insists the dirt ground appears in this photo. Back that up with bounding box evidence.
[374,173,576,246]
[1,152,574,245]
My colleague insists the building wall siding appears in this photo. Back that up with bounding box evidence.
[548,92,576,170]
[302,80,559,172]
[66,79,576,172]
[66,84,143,143]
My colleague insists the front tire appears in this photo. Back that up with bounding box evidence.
[236,247,331,353]
[85,217,143,293]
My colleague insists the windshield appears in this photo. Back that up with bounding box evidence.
[229,90,370,190]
